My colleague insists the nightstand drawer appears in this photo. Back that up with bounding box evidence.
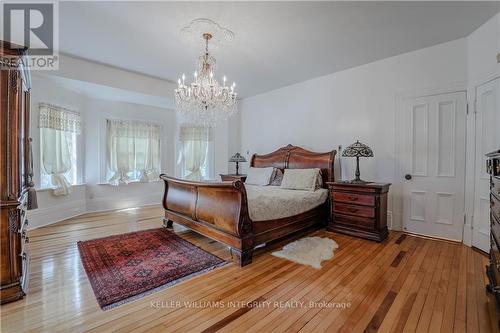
[333,203,375,218]
[332,192,375,206]
[333,212,375,229]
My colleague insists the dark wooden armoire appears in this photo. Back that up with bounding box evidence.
[0,41,35,304]
[487,149,500,326]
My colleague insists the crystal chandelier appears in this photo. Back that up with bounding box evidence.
[175,32,237,126]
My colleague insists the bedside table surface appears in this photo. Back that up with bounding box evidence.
[327,181,390,188]
[220,174,247,182]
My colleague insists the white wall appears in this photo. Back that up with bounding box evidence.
[227,111,242,174]
[240,38,469,231]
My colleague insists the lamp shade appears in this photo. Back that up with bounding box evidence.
[342,140,374,158]
[229,152,246,163]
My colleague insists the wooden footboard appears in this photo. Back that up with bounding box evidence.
[159,174,254,266]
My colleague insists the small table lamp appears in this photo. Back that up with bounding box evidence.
[229,153,246,175]
[342,140,374,183]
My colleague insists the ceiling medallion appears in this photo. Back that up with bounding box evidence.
[175,19,237,126]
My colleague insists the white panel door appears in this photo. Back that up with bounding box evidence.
[473,78,500,252]
[402,92,467,240]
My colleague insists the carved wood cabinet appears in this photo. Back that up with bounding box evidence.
[0,42,33,304]
[486,149,500,325]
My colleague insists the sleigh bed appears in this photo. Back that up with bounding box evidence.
[160,145,336,266]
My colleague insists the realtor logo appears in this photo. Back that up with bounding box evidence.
[2,1,59,69]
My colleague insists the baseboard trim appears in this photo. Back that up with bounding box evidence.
[471,246,488,257]
[28,199,163,230]
[85,192,162,214]
[403,231,462,244]
[28,199,87,230]
[85,202,161,215]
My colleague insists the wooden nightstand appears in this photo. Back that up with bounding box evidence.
[220,174,247,182]
[327,181,391,242]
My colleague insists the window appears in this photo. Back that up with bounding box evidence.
[39,103,81,195]
[178,126,213,181]
[106,119,161,185]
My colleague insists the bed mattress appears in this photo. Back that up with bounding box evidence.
[245,185,328,221]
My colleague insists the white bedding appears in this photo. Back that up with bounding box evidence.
[245,185,328,221]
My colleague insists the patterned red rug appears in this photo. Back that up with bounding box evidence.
[77,228,225,310]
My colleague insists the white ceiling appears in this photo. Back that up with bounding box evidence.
[59,1,500,98]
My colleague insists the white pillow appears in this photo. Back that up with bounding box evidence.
[281,168,321,191]
[246,167,275,186]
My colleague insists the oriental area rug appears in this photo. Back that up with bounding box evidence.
[77,228,225,309]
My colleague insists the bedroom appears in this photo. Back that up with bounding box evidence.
[1,1,500,332]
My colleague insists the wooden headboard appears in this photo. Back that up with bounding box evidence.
[250,144,336,186]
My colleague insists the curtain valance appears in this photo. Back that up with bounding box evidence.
[179,126,213,142]
[39,103,81,134]
[107,119,161,139]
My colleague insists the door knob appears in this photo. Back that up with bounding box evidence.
[405,174,412,180]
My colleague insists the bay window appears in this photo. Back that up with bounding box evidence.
[178,126,213,181]
[39,103,81,195]
[106,119,161,185]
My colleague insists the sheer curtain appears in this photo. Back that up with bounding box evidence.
[179,126,213,181]
[39,103,81,196]
[106,119,161,185]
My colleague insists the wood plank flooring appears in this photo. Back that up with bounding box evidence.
[0,205,496,332]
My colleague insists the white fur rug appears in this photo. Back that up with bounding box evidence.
[272,236,339,269]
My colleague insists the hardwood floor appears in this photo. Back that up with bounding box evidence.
[0,206,497,332]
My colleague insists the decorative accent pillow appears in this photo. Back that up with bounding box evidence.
[281,168,321,191]
[270,169,284,186]
[245,167,275,186]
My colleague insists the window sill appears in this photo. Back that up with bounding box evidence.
[36,183,87,192]
[96,179,162,186]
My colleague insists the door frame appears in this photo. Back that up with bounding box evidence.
[394,81,469,242]
[469,75,500,250]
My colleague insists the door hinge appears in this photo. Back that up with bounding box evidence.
[466,103,469,115]
[463,214,466,225]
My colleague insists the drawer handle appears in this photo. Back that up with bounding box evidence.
[347,196,358,201]
[25,236,29,244]
[347,207,359,213]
